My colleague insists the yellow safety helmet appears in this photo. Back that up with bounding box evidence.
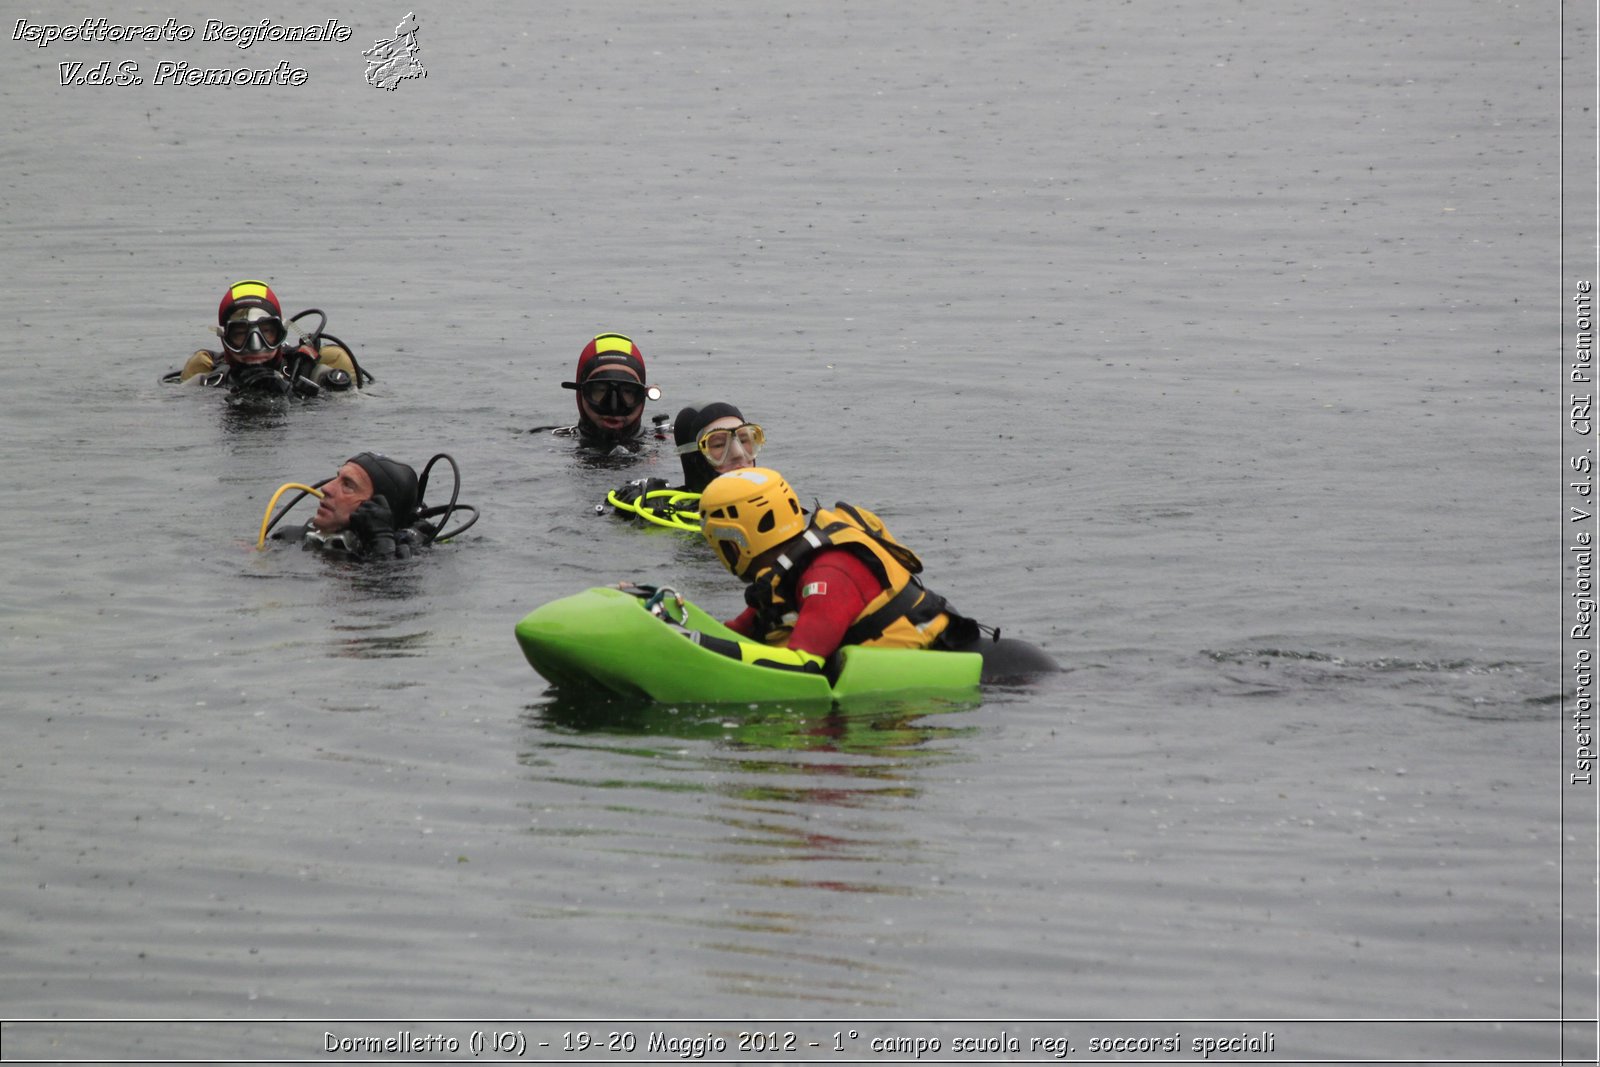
[699,467,806,576]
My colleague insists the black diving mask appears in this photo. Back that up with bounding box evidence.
[219,313,287,354]
[565,377,662,414]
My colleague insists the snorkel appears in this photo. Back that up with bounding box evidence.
[256,482,325,548]
[255,454,479,550]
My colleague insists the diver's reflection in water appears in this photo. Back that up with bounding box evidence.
[519,690,982,1003]
[522,688,980,842]
[219,361,317,414]
[219,395,292,436]
[521,687,985,1004]
[322,563,430,658]
[219,374,345,439]
[530,688,980,760]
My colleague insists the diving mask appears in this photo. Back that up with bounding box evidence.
[566,376,662,414]
[678,422,765,466]
[218,308,287,354]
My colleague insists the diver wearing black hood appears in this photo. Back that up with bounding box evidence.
[272,452,430,560]
[672,401,750,493]
[605,402,767,526]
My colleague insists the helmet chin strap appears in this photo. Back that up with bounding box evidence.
[747,539,796,578]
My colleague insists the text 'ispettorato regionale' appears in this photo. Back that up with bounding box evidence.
[13,18,353,87]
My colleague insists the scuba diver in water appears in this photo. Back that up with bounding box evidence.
[605,401,765,528]
[672,402,764,493]
[685,467,1059,682]
[261,451,479,562]
[163,279,371,399]
[530,333,665,454]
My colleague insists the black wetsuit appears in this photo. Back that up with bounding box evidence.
[271,521,428,562]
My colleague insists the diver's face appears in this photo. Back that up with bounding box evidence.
[577,367,646,433]
[313,462,374,533]
[219,308,287,367]
[699,415,758,473]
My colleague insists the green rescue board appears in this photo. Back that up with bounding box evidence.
[515,586,982,706]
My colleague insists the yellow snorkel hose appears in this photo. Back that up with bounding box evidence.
[256,482,325,549]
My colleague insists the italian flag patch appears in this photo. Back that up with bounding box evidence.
[799,581,828,599]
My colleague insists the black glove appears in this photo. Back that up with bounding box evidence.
[612,477,670,507]
[348,494,397,558]
[745,571,781,612]
[230,363,291,397]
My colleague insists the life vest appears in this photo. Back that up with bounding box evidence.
[746,502,958,650]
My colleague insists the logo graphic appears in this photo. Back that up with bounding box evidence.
[363,13,425,90]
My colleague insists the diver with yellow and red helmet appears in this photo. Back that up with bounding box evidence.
[689,467,1059,681]
[530,333,666,454]
[163,279,370,400]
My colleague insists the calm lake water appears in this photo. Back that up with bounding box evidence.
[0,0,1593,1062]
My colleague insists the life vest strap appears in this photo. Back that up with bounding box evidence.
[841,577,947,648]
